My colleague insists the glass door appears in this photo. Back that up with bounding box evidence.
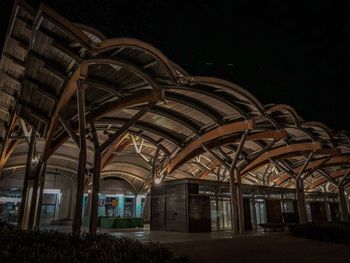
[218,197,232,230]
[255,199,267,226]
[210,197,219,230]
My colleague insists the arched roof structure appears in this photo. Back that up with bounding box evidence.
[0,1,350,194]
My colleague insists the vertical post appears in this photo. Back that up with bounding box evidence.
[235,168,245,233]
[34,162,47,228]
[18,127,36,229]
[339,184,349,222]
[295,152,314,224]
[296,179,302,223]
[27,160,43,230]
[230,131,247,234]
[296,178,307,224]
[229,167,239,234]
[73,80,87,233]
[301,179,308,222]
[215,187,220,230]
[85,189,91,216]
[89,124,101,233]
[201,131,247,235]
[134,194,138,217]
[251,192,257,230]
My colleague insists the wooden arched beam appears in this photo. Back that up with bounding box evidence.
[89,38,179,80]
[101,137,131,169]
[203,130,286,155]
[185,130,287,179]
[48,88,163,158]
[266,104,301,127]
[306,169,346,190]
[302,155,350,171]
[98,117,184,146]
[241,142,322,175]
[167,119,254,174]
[167,126,286,175]
[273,156,332,186]
[94,127,171,156]
[34,19,164,162]
[165,91,224,124]
[38,4,92,48]
[275,153,348,186]
[196,159,220,179]
[180,76,264,114]
[41,65,87,161]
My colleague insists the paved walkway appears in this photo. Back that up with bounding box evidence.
[106,228,256,243]
[44,224,263,243]
[166,233,350,263]
[42,225,350,262]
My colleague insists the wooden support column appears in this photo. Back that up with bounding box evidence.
[88,106,152,233]
[338,184,349,222]
[89,123,101,234]
[152,147,160,182]
[18,127,36,229]
[202,130,247,234]
[33,162,47,228]
[251,192,257,230]
[296,178,307,224]
[27,160,43,230]
[231,131,247,234]
[235,168,245,233]
[73,80,87,233]
[296,179,302,222]
[229,167,239,234]
[295,152,314,224]
[215,187,220,230]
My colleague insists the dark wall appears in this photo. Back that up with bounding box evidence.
[165,183,187,232]
[243,198,252,230]
[266,199,282,223]
[329,203,340,222]
[150,185,166,230]
[188,195,211,232]
[150,183,188,232]
[310,202,328,224]
[150,182,211,232]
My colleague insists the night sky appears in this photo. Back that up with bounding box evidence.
[1,0,350,131]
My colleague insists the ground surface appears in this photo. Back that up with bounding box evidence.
[166,233,350,263]
[42,225,350,263]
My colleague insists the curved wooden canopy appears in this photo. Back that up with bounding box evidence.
[0,1,350,193]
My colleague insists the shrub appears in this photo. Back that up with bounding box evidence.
[0,221,192,263]
[289,223,350,244]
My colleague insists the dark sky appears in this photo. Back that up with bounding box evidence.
[1,0,350,131]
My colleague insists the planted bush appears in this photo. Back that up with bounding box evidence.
[289,223,350,244]
[0,222,191,262]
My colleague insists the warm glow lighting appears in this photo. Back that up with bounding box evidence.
[32,156,39,164]
[154,178,161,184]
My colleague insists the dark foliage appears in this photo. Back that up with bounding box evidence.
[289,223,350,244]
[0,221,192,263]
